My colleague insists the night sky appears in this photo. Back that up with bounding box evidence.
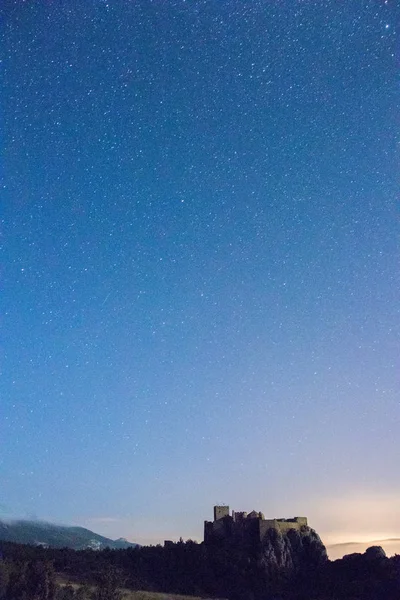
[2,1,399,556]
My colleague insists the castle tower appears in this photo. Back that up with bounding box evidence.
[214,505,229,520]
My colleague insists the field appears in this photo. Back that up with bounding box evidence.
[56,575,205,600]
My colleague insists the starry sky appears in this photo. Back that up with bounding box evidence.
[1,1,399,557]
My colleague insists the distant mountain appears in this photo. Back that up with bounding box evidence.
[0,519,138,550]
[327,538,400,560]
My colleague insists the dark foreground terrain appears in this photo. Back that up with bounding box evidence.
[0,534,399,600]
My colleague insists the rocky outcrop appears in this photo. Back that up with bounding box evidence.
[247,525,327,590]
[202,523,328,598]
[259,526,327,575]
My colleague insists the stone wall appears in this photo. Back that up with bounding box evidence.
[214,505,230,521]
[275,520,302,534]
[205,507,308,545]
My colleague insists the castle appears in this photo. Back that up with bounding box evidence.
[204,505,308,544]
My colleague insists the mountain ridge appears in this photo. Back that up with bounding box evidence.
[329,537,400,548]
[0,518,138,550]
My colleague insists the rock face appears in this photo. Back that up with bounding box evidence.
[259,526,328,575]
[201,525,328,599]
[205,508,326,570]
[204,505,328,588]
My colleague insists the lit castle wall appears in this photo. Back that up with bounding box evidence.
[204,505,308,544]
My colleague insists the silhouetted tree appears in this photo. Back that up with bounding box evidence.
[26,560,57,600]
[94,567,123,600]
[0,562,9,600]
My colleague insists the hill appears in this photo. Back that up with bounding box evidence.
[0,519,138,550]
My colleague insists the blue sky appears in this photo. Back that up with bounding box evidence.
[2,0,399,556]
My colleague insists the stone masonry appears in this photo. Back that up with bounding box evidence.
[204,505,308,544]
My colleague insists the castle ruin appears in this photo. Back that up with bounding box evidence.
[204,505,308,545]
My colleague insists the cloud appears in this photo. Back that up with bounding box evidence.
[86,517,122,524]
[330,537,400,547]
[75,516,138,542]
[311,489,400,555]
[327,538,400,560]
[0,503,15,518]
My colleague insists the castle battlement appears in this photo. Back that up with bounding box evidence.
[204,506,308,544]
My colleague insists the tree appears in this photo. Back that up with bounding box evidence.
[0,562,10,600]
[94,567,123,600]
[26,561,57,600]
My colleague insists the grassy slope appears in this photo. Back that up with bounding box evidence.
[56,575,205,600]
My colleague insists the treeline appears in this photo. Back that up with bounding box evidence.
[0,553,122,600]
[0,557,57,600]
[0,539,399,600]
